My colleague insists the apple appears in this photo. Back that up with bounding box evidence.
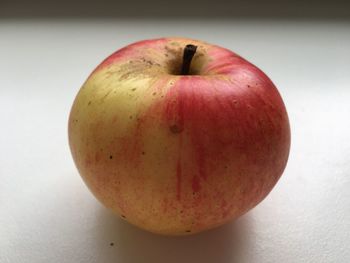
[68,37,290,235]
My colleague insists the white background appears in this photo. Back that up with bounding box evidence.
[1,19,350,262]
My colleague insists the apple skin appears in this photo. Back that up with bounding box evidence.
[68,37,290,235]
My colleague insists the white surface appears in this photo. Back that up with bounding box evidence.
[1,19,350,263]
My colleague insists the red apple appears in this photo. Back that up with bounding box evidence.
[68,37,291,235]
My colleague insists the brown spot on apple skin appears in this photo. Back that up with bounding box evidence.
[95,152,101,162]
[112,116,118,123]
[169,124,183,134]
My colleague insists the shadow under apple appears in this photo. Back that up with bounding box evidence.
[93,205,254,263]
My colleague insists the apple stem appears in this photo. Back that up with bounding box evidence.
[181,44,197,75]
